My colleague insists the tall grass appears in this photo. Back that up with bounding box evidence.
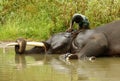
[0,0,120,41]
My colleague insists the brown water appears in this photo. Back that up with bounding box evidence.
[0,47,120,81]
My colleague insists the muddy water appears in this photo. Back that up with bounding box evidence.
[0,47,120,81]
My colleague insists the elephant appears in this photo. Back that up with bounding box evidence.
[8,20,120,59]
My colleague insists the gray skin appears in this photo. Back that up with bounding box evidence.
[15,20,120,59]
[15,32,73,54]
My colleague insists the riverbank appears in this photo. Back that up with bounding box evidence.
[0,0,120,41]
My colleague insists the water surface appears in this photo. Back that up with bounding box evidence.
[0,47,120,81]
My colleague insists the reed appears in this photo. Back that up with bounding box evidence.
[0,0,119,41]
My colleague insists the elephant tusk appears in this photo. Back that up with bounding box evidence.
[7,42,45,47]
[7,41,47,52]
[26,42,47,52]
[26,42,45,47]
[7,42,18,46]
[27,42,47,52]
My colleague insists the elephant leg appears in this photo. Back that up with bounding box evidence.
[79,33,108,58]
[63,53,96,61]
[65,53,78,60]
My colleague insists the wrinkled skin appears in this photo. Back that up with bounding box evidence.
[15,20,120,59]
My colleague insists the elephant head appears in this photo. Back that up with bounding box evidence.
[13,32,73,54]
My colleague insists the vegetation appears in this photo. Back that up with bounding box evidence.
[0,0,120,41]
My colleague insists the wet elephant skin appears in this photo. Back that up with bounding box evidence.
[15,20,120,59]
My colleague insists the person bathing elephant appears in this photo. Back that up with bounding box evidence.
[66,13,90,32]
[7,20,120,60]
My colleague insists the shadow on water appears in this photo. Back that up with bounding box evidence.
[1,47,120,81]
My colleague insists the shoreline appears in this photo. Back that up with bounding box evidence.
[0,42,15,48]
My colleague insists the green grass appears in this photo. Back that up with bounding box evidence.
[0,0,120,41]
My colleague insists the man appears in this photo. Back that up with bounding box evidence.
[66,13,90,32]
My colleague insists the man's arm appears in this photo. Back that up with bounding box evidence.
[66,19,74,32]
[69,18,75,29]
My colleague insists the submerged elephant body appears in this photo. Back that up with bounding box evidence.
[72,20,120,58]
[96,21,120,56]
[15,20,120,59]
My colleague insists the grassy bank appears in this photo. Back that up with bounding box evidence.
[0,0,120,41]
